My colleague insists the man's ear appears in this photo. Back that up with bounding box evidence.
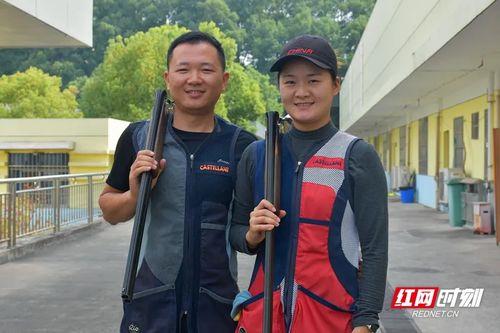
[221,71,230,91]
[163,71,169,90]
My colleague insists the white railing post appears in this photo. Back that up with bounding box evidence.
[8,183,16,248]
[53,179,61,233]
[87,175,94,224]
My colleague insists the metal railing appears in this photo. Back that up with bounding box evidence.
[0,172,108,248]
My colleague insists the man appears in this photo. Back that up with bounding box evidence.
[230,35,388,333]
[99,31,255,333]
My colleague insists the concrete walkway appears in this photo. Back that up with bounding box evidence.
[0,222,127,333]
[0,202,498,332]
[384,201,500,333]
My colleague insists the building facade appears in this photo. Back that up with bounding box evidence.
[340,0,500,224]
[0,118,129,190]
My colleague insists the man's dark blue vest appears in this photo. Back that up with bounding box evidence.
[120,115,241,333]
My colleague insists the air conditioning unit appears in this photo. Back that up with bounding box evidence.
[391,166,410,190]
[438,168,464,204]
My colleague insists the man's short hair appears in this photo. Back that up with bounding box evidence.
[167,31,226,70]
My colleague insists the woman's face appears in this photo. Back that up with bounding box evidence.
[279,58,340,131]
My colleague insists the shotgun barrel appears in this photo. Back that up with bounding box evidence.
[263,111,281,333]
[121,89,170,302]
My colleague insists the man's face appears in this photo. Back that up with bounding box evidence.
[279,58,339,131]
[164,42,229,115]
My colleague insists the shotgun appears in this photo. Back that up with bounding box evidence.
[121,89,172,302]
[263,111,291,333]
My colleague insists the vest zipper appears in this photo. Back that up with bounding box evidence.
[179,126,216,320]
[294,161,302,173]
[284,160,303,330]
[166,117,219,322]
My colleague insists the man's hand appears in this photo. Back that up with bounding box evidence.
[129,150,166,200]
[245,199,286,249]
[352,326,371,333]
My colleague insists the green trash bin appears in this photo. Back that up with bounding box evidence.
[447,178,465,227]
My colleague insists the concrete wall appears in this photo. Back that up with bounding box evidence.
[416,175,437,209]
[1,0,93,47]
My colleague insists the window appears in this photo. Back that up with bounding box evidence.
[383,132,389,169]
[8,153,69,179]
[471,112,479,140]
[419,117,428,175]
[453,117,464,169]
[399,125,406,166]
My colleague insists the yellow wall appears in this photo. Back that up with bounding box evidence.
[68,153,113,174]
[0,151,7,179]
[368,93,493,180]
[0,118,129,154]
[0,118,129,187]
[362,89,498,182]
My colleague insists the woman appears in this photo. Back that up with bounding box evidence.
[229,35,388,333]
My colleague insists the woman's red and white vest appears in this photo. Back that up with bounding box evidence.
[236,131,361,333]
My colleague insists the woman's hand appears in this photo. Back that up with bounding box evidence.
[245,199,286,249]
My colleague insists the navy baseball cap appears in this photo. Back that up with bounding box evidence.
[270,34,337,76]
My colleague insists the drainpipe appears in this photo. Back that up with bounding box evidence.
[406,108,410,170]
[496,71,500,243]
[488,72,495,182]
[486,72,496,233]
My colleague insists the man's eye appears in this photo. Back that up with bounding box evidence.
[202,68,215,73]
[176,68,188,73]
[284,80,295,85]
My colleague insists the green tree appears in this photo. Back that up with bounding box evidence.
[0,67,80,118]
[0,0,375,84]
[80,24,189,121]
[80,22,278,130]
[226,0,375,75]
[224,63,265,130]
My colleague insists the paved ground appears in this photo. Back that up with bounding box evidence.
[384,202,500,333]
[0,202,498,332]
[0,222,127,333]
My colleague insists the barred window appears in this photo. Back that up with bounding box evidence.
[419,117,428,175]
[8,153,69,179]
[471,112,479,140]
[399,125,406,166]
[454,117,464,169]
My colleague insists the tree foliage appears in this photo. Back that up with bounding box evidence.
[80,22,276,128]
[0,0,375,84]
[0,67,80,118]
[80,24,188,121]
